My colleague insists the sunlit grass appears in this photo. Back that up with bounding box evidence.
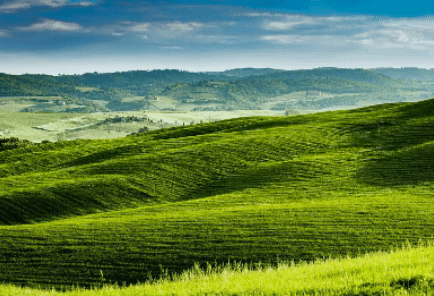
[2,99,434,288]
[2,242,434,295]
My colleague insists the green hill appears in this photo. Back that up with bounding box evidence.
[249,67,401,85]
[0,74,78,97]
[161,67,430,110]
[53,69,236,96]
[372,67,434,82]
[0,73,130,112]
[2,97,434,288]
[2,68,434,112]
[204,67,286,77]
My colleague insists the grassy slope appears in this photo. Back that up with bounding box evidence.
[2,99,434,287]
[2,243,434,295]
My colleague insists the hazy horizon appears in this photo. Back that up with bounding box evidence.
[3,66,434,77]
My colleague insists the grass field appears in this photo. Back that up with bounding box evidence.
[2,98,434,293]
[1,242,434,295]
[76,87,100,92]
[0,111,82,141]
[0,110,285,142]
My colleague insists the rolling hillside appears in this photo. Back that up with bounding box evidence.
[1,98,434,288]
[162,67,415,98]
[372,67,434,82]
[150,67,434,110]
[52,69,238,102]
[2,68,434,113]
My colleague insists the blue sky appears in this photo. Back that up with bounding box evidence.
[1,0,434,74]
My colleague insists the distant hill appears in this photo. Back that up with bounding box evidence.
[204,67,286,77]
[162,67,429,110]
[53,69,236,95]
[372,67,434,81]
[1,67,434,112]
[261,67,401,85]
[0,73,78,97]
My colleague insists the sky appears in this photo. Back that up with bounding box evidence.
[1,0,434,75]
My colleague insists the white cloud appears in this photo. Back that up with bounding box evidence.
[160,46,183,50]
[76,1,94,6]
[195,34,238,44]
[129,23,151,33]
[164,22,203,33]
[143,21,205,40]
[257,14,434,53]
[381,17,434,30]
[35,0,69,7]
[111,21,203,38]
[41,18,233,44]
[323,16,368,22]
[261,34,314,44]
[0,1,31,12]
[264,21,295,31]
[350,17,434,51]
[17,19,82,32]
[245,12,273,17]
[352,29,434,50]
[261,33,351,47]
[241,12,284,17]
[263,15,315,30]
[262,15,368,31]
[0,0,96,12]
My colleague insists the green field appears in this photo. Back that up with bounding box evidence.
[2,242,434,295]
[0,110,284,142]
[2,98,434,293]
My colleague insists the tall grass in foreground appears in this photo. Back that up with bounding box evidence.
[2,241,434,296]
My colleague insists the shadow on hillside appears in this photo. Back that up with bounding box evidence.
[0,178,154,225]
[62,144,147,167]
[344,116,434,151]
[338,99,434,152]
[357,143,434,186]
[151,115,316,140]
[182,160,321,200]
[396,98,434,120]
[346,100,434,186]
[63,116,315,167]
